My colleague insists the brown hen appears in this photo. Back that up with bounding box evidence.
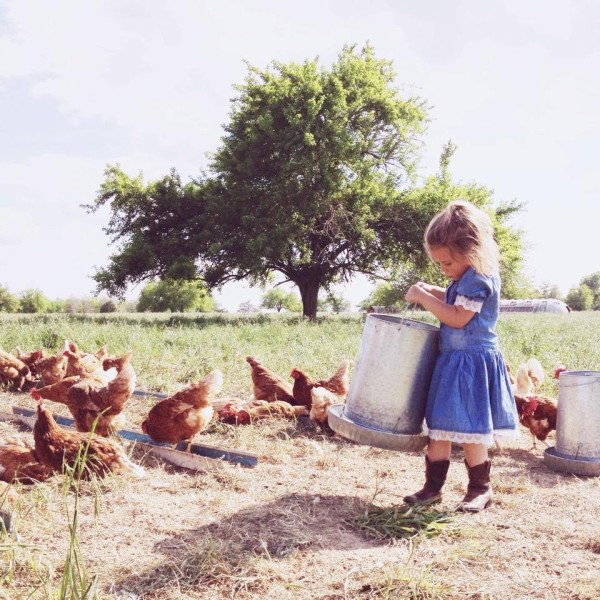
[309,386,340,428]
[31,353,135,436]
[64,349,109,382]
[218,399,308,425]
[290,359,351,408]
[31,376,82,405]
[246,356,295,403]
[0,348,34,391]
[33,399,145,479]
[14,348,47,378]
[0,438,54,484]
[514,393,557,449]
[141,369,223,446]
[67,340,108,361]
[62,352,136,436]
[34,352,68,385]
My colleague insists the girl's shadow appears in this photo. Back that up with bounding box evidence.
[115,493,380,596]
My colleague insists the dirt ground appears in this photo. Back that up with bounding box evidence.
[1,389,599,600]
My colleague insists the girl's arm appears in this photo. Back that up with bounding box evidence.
[414,282,446,301]
[406,284,476,329]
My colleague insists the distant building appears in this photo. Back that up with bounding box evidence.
[367,298,571,316]
[499,298,571,314]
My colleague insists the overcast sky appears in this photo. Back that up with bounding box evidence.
[1,0,598,310]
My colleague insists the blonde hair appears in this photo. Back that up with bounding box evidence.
[424,200,500,275]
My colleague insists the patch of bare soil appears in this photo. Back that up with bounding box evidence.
[1,389,599,600]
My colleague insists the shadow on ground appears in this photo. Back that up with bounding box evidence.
[114,492,380,597]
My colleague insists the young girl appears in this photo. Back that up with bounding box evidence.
[404,200,518,512]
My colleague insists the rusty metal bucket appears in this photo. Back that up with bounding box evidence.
[328,314,439,451]
[544,370,600,476]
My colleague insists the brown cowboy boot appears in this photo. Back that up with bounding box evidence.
[404,456,450,505]
[456,459,492,512]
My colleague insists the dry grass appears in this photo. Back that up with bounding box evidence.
[1,387,600,600]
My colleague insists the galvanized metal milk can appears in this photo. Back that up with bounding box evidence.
[544,370,600,476]
[328,314,439,451]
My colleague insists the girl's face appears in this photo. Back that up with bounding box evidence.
[429,246,470,281]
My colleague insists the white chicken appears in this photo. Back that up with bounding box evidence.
[512,357,545,396]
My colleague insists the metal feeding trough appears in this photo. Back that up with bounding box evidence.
[544,370,600,476]
[328,314,439,451]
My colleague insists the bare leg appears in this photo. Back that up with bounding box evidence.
[463,443,488,467]
[172,439,193,451]
[427,439,451,461]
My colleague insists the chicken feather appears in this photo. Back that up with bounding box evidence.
[0,438,53,484]
[141,369,223,445]
[218,399,308,425]
[33,400,145,479]
[246,356,295,403]
[0,348,34,391]
[290,359,351,408]
[514,393,557,449]
[32,353,136,437]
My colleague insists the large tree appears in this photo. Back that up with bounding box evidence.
[85,46,526,318]
[137,279,214,313]
[205,44,429,318]
[580,272,600,310]
[85,167,207,297]
[86,45,430,318]
[0,285,20,312]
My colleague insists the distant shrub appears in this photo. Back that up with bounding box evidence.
[19,289,49,313]
[100,300,118,313]
[0,285,20,312]
[566,285,593,311]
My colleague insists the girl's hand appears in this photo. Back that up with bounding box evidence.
[405,284,425,304]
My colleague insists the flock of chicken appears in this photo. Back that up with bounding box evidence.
[0,342,351,485]
[1,338,567,486]
[510,357,564,448]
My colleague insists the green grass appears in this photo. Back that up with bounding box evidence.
[353,502,457,541]
[2,311,598,396]
[0,313,363,395]
[497,312,600,394]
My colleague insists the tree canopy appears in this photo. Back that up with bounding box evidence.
[359,143,526,305]
[580,272,600,310]
[566,285,593,311]
[19,289,49,314]
[85,45,432,318]
[566,272,600,311]
[137,279,214,313]
[260,288,302,313]
[85,44,527,318]
[0,285,20,312]
[84,167,207,297]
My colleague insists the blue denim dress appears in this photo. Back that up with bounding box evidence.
[425,268,519,446]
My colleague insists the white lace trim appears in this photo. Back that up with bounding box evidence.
[455,294,483,313]
[427,427,520,446]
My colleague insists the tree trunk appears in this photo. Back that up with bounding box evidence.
[297,279,320,320]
